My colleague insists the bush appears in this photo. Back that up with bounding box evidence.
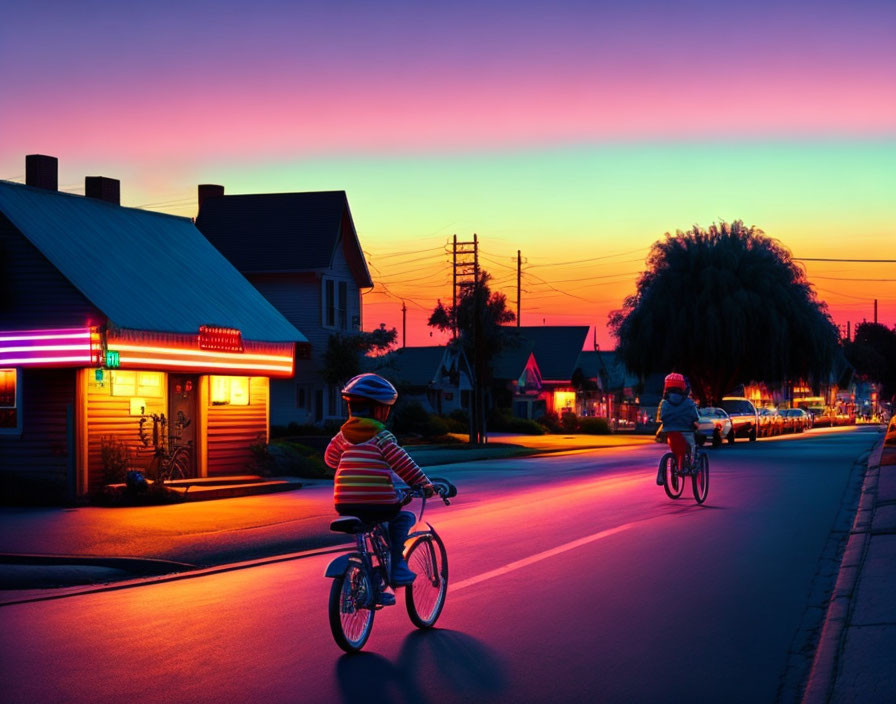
[536,411,562,433]
[392,400,431,436]
[488,408,546,435]
[560,412,579,433]
[265,440,332,478]
[100,436,129,484]
[448,408,469,426]
[578,417,610,435]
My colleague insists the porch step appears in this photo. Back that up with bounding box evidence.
[169,478,303,501]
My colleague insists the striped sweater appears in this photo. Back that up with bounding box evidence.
[326,417,429,506]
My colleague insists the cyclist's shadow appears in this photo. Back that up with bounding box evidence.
[335,629,508,704]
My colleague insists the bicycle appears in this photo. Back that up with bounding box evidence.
[138,412,193,481]
[324,477,457,653]
[658,431,709,504]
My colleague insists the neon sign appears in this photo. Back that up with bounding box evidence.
[0,327,101,367]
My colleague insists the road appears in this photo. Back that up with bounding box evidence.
[0,427,879,704]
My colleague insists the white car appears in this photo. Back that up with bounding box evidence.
[696,407,734,447]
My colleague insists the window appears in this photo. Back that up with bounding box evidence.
[210,376,250,406]
[0,368,20,432]
[338,281,347,329]
[296,385,306,409]
[111,371,163,397]
[328,384,337,416]
[323,278,335,327]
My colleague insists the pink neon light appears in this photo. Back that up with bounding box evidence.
[0,327,98,368]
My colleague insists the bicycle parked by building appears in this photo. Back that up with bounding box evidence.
[138,411,192,481]
[324,477,456,653]
[658,431,709,504]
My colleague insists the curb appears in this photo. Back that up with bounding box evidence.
[0,553,196,574]
[800,440,884,704]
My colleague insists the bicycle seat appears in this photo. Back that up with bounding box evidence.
[330,517,373,534]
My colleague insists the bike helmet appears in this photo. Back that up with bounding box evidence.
[664,372,687,392]
[341,373,398,406]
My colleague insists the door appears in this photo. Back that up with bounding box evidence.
[168,374,198,477]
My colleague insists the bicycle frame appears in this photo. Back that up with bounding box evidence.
[666,431,692,469]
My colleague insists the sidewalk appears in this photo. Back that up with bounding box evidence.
[0,432,653,601]
[802,421,896,704]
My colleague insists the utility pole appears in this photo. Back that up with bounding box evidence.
[517,249,521,327]
[451,234,482,444]
[874,299,878,324]
[402,301,407,348]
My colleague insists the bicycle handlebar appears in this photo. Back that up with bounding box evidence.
[401,478,457,506]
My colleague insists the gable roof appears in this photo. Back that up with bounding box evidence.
[575,350,640,391]
[195,190,373,287]
[504,326,590,382]
[0,181,305,343]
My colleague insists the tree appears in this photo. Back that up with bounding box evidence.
[429,271,515,444]
[844,322,896,403]
[321,324,398,387]
[609,221,840,405]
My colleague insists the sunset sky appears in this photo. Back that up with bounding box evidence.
[2,0,894,347]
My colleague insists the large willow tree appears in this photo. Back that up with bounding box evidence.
[609,221,839,405]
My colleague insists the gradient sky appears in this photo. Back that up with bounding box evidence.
[2,0,894,347]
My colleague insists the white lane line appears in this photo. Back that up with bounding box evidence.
[451,523,633,592]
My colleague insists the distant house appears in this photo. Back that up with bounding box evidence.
[365,346,472,415]
[195,187,372,427]
[574,350,644,424]
[0,156,306,501]
[492,326,589,419]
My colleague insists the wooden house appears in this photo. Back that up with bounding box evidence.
[195,187,372,427]
[0,156,307,501]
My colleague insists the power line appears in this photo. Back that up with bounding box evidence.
[526,247,646,268]
[811,276,896,282]
[796,257,896,263]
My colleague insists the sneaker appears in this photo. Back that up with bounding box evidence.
[377,591,396,606]
[391,560,417,585]
[656,466,665,486]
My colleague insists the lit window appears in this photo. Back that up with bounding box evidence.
[111,371,163,397]
[210,376,250,406]
[553,390,576,411]
[0,368,20,432]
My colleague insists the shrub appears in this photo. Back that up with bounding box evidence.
[560,412,579,433]
[536,411,562,433]
[392,400,431,436]
[441,414,467,434]
[448,408,469,426]
[100,436,129,484]
[578,417,610,434]
[266,440,332,478]
[488,408,546,435]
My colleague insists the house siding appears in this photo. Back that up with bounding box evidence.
[248,236,361,426]
[0,368,75,502]
[0,213,102,328]
[207,376,268,476]
[85,370,165,494]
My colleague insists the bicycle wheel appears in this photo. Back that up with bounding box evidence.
[692,452,709,504]
[328,562,375,652]
[661,453,684,499]
[167,449,190,480]
[405,533,448,628]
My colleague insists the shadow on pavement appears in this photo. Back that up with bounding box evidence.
[336,629,507,704]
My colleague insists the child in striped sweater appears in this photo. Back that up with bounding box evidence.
[325,374,435,593]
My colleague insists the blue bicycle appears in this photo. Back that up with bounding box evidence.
[324,477,456,652]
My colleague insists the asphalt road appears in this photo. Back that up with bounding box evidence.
[0,427,879,704]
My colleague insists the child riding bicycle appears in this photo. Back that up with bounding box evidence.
[656,372,699,485]
[325,373,436,604]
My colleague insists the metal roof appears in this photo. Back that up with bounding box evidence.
[0,181,306,343]
[365,346,448,387]
[195,190,373,287]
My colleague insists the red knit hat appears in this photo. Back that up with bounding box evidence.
[664,373,687,391]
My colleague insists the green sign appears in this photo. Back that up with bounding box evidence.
[105,350,120,368]
[95,369,104,382]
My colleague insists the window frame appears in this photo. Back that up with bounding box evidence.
[322,277,336,328]
[0,368,22,436]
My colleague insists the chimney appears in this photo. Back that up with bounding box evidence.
[25,154,58,191]
[198,184,225,211]
[85,176,120,205]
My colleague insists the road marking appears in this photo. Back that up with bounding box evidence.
[451,523,633,592]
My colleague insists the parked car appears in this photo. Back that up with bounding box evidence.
[808,406,835,428]
[720,397,759,441]
[696,407,734,447]
[780,408,810,432]
[778,409,796,433]
[757,407,783,437]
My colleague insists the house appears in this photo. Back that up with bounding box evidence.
[492,326,589,419]
[0,155,307,501]
[574,350,642,422]
[365,345,473,415]
[195,187,372,427]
